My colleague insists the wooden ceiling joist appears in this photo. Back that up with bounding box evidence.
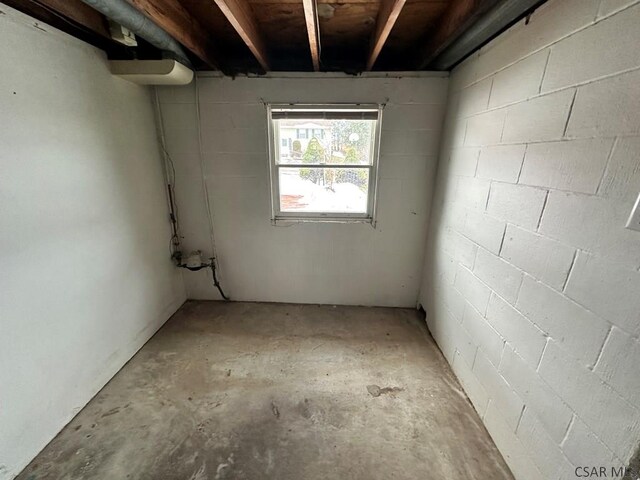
[302,0,321,71]
[213,0,271,71]
[415,0,499,69]
[365,0,407,71]
[126,0,220,69]
[2,0,115,45]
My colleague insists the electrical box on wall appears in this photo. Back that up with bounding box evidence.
[108,20,137,47]
[626,193,640,232]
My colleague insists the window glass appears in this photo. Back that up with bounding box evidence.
[268,105,381,221]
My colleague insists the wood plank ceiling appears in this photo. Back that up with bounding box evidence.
[2,0,546,74]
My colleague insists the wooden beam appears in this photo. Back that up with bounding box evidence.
[415,0,499,69]
[302,0,320,71]
[126,0,220,69]
[1,0,145,60]
[366,0,406,71]
[37,0,111,36]
[212,0,270,71]
[2,0,112,41]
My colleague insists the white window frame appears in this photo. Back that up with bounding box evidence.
[267,103,383,224]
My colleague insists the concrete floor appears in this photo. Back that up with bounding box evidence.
[18,301,513,480]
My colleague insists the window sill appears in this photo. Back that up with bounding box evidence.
[272,216,375,226]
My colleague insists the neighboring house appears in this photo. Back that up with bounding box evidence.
[279,121,332,159]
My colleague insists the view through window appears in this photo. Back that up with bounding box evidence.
[268,105,382,221]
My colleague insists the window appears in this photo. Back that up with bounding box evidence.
[267,104,382,222]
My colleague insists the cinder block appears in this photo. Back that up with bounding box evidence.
[198,76,259,103]
[441,228,478,269]
[380,129,441,156]
[456,177,491,211]
[159,103,200,155]
[378,154,436,180]
[441,98,467,150]
[501,225,575,290]
[517,276,610,367]
[566,69,640,138]
[378,130,410,156]
[457,78,493,117]
[462,210,506,254]
[502,89,575,144]
[477,144,526,183]
[384,76,450,105]
[564,253,640,337]
[406,130,442,156]
[200,76,450,106]
[201,103,266,130]
[489,50,549,109]
[474,0,600,80]
[542,3,640,92]
[473,351,524,429]
[598,136,640,203]
[462,303,505,367]
[429,250,457,286]
[451,351,489,414]
[382,103,447,131]
[205,127,267,154]
[500,347,574,443]
[594,327,640,406]
[538,340,640,457]
[597,0,640,18]
[213,153,268,178]
[539,191,640,267]
[448,147,479,177]
[562,417,617,468]
[516,408,576,479]
[486,294,547,366]
[449,54,481,93]
[487,183,547,230]
[435,171,462,208]
[425,308,456,362]
[519,138,614,194]
[455,330,480,374]
[483,401,545,480]
[436,200,467,232]
[464,108,506,146]
[157,83,196,104]
[454,265,492,315]
[473,248,524,305]
[437,282,467,322]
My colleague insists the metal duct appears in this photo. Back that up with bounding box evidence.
[79,0,192,68]
[429,0,547,70]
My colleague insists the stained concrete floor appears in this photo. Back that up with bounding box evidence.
[18,301,513,480]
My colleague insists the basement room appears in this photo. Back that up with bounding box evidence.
[1,0,639,478]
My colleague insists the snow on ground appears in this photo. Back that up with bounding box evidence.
[279,170,367,213]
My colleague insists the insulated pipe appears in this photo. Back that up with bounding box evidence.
[80,0,192,68]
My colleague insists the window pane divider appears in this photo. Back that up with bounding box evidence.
[276,164,372,169]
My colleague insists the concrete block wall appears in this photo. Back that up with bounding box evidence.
[158,73,448,306]
[419,0,640,478]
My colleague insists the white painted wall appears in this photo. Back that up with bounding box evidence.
[0,6,186,479]
[157,73,448,306]
[419,0,640,478]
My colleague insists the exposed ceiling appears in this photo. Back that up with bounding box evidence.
[2,0,547,74]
